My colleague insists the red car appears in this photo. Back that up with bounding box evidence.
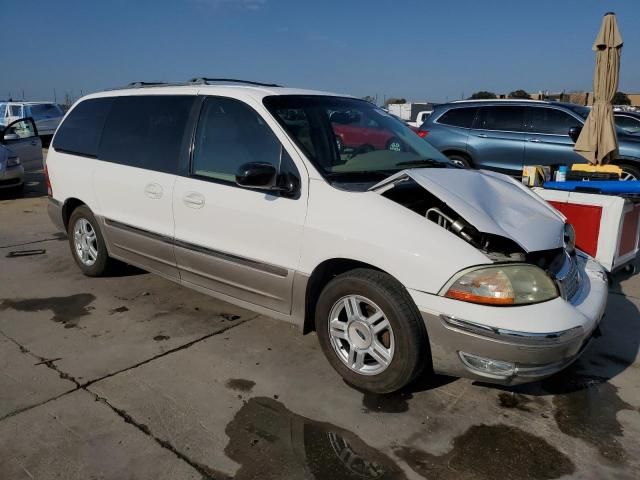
[331,110,418,153]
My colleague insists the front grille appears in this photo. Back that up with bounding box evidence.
[555,253,581,301]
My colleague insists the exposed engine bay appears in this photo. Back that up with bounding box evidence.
[380,177,565,273]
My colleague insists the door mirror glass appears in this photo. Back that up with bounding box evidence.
[2,117,37,143]
[568,126,582,143]
[236,162,278,189]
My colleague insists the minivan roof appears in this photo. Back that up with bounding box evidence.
[82,80,348,102]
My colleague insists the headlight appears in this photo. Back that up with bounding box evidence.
[442,264,558,306]
[564,223,576,255]
[7,156,21,167]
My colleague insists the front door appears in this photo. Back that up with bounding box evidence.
[466,106,526,174]
[1,118,42,169]
[524,106,584,167]
[173,96,307,314]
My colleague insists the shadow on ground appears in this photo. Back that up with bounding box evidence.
[0,170,47,201]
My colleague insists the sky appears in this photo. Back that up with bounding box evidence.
[1,0,639,104]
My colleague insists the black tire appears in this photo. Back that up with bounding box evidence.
[618,163,640,181]
[315,268,429,393]
[67,205,116,277]
[446,152,472,168]
[385,137,405,152]
[12,182,25,196]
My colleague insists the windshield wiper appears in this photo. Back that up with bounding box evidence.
[324,170,391,180]
[395,158,446,167]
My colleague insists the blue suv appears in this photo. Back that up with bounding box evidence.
[419,100,640,180]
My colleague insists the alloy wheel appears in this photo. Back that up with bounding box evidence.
[327,295,394,376]
[73,218,98,266]
[620,169,638,181]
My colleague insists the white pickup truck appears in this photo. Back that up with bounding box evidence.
[408,110,432,128]
[387,103,433,128]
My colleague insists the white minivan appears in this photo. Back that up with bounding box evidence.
[46,80,608,393]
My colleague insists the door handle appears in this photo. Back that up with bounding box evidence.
[477,133,488,138]
[183,192,205,209]
[526,138,541,143]
[144,183,163,199]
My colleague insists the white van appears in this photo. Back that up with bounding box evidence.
[46,79,608,393]
[0,101,65,137]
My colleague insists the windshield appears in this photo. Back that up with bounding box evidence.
[263,96,453,186]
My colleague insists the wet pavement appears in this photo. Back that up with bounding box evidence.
[1,170,639,479]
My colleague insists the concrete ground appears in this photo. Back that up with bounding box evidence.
[1,162,639,479]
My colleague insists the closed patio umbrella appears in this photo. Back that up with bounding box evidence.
[574,12,623,165]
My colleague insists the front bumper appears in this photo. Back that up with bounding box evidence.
[409,255,608,385]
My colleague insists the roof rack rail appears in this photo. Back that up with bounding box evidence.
[189,77,282,87]
[127,81,170,88]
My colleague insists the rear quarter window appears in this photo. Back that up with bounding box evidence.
[437,107,477,128]
[52,98,113,157]
[98,95,194,174]
[29,103,64,119]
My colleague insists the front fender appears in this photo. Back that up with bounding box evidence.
[299,179,489,294]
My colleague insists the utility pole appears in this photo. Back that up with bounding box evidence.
[54,88,57,103]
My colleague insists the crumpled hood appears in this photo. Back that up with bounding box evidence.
[371,168,566,252]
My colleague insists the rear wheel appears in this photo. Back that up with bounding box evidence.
[67,205,117,276]
[445,152,472,168]
[618,163,640,181]
[315,268,429,393]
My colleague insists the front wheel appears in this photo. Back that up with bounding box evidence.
[315,269,429,393]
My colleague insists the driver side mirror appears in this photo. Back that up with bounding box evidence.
[568,126,582,143]
[236,162,278,189]
[1,117,38,144]
[236,162,299,196]
[2,132,19,141]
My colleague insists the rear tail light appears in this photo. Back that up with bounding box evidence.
[45,164,52,196]
[417,130,429,138]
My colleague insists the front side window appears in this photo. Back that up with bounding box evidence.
[264,95,452,189]
[99,95,194,173]
[477,106,526,132]
[437,107,476,128]
[528,107,579,135]
[52,98,113,157]
[192,97,283,183]
[3,118,37,139]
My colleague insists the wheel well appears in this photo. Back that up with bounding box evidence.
[302,258,384,334]
[62,198,86,230]
[442,149,471,162]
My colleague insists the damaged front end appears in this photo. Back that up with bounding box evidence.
[372,168,580,302]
